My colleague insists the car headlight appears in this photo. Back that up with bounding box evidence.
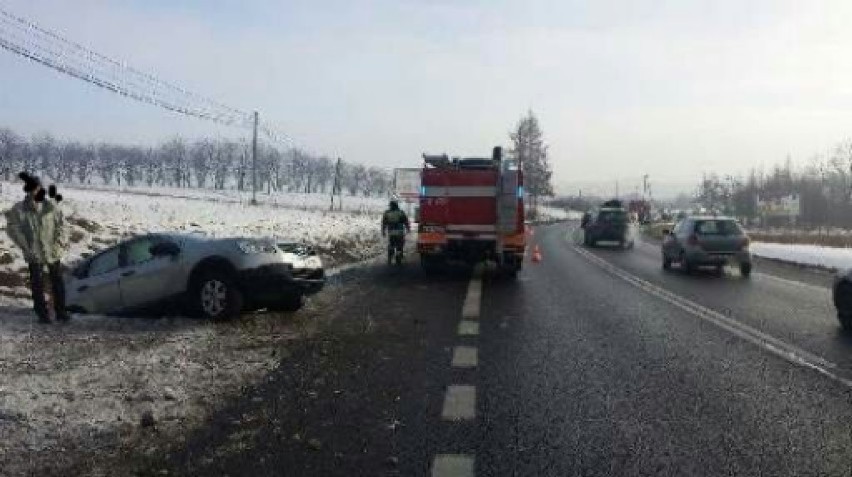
[237,240,278,254]
[302,256,322,269]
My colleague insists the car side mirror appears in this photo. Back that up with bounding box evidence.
[150,242,180,257]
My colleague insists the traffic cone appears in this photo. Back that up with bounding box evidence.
[532,245,542,263]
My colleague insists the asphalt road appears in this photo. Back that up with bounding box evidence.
[124,222,852,476]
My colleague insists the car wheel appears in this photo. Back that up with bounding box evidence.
[834,281,852,331]
[274,294,305,313]
[838,312,852,332]
[662,255,672,270]
[680,253,696,274]
[192,270,243,320]
[740,262,752,277]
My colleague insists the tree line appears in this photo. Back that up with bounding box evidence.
[696,139,852,227]
[0,127,393,198]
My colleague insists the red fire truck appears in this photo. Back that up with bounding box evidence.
[417,146,526,277]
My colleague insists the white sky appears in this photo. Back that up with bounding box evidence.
[2,0,852,197]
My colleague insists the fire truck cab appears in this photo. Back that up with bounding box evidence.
[417,146,526,277]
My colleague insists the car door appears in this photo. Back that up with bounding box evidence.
[118,236,183,312]
[74,246,124,313]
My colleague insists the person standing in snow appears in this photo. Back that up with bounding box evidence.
[381,199,410,264]
[5,173,69,323]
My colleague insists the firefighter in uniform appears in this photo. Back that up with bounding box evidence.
[381,199,411,264]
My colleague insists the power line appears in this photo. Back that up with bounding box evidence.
[0,5,297,142]
[0,4,325,204]
[0,7,251,120]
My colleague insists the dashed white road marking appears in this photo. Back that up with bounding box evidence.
[432,454,475,477]
[462,277,482,319]
[457,320,479,336]
[441,385,476,420]
[572,245,852,389]
[451,346,478,368]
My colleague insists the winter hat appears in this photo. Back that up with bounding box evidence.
[48,184,63,203]
[18,172,41,193]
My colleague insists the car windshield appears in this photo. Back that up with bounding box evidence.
[599,210,627,223]
[694,220,742,236]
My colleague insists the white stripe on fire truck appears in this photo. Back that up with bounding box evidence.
[421,186,498,197]
[445,234,497,240]
[447,224,496,232]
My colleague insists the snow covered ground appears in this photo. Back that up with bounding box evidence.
[535,206,583,222]
[59,183,388,214]
[751,242,852,272]
[0,183,387,475]
[0,182,386,279]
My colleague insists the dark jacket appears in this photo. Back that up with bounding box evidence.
[382,208,410,236]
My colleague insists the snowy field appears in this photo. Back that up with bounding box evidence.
[59,182,388,214]
[751,242,852,272]
[0,183,388,476]
[536,206,583,222]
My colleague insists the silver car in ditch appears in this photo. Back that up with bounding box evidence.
[65,233,325,319]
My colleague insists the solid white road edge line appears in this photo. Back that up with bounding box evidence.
[754,272,831,294]
[572,244,852,389]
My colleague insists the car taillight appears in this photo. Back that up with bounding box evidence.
[687,234,700,247]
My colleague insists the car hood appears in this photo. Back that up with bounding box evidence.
[277,241,322,270]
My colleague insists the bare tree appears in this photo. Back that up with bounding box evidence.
[509,110,554,214]
[0,128,22,180]
[190,139,216,188]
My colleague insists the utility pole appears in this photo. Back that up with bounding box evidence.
[615,180,619,199]
[642,174,649,200]
[331,157,342,211]
[251,111,258,205]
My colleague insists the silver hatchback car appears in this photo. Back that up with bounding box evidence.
[65,233,325,320]
[661,216,752,276]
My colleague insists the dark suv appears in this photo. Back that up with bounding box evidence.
[582,206,634,249]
